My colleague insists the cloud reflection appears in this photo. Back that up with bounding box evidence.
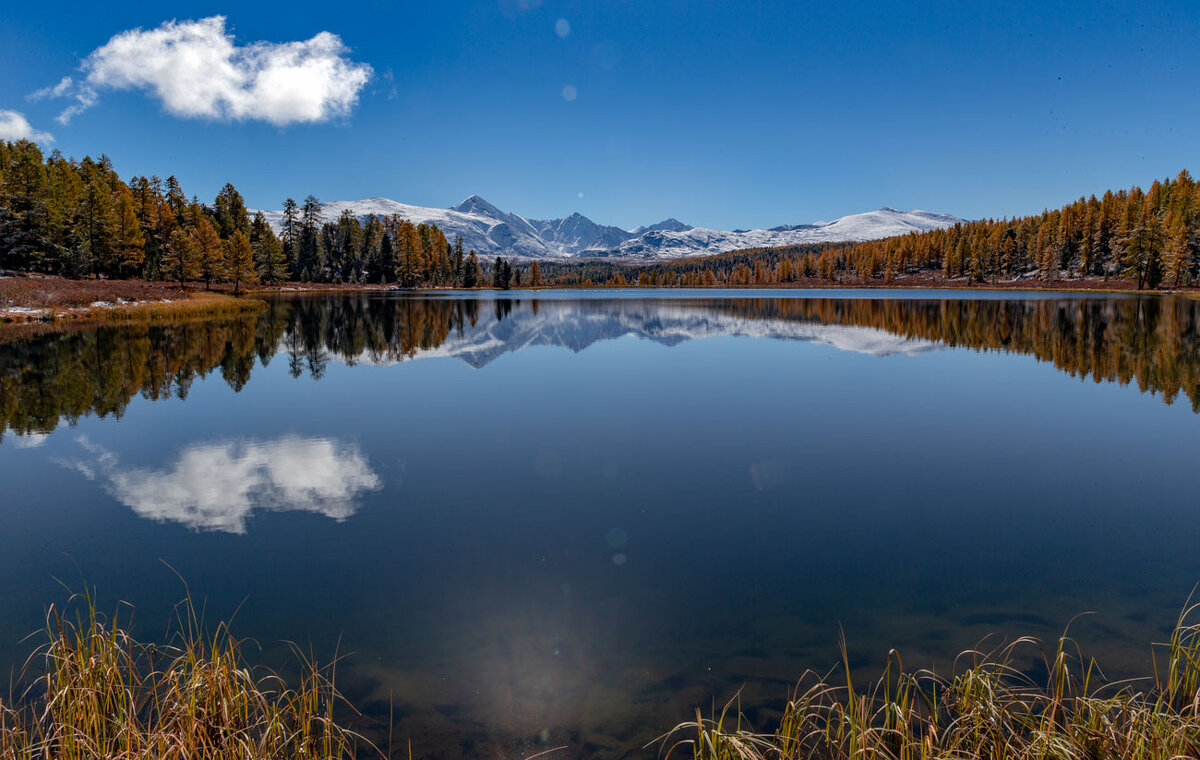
[60,435,381,534]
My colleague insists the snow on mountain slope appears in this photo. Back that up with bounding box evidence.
[607,208,964,259]
[630,218,694,235]
[320,299,941,370]
[256,197,561,259]
[254,198,963,260]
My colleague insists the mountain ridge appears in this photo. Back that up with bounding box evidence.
[254,197,964,260]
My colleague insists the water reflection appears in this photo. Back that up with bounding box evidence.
[2,292,1200,759]
[2,293,1199,443]
[55,434,380,533]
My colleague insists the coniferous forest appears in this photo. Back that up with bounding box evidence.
[0,139,480,289]
[2,138,1198,291]
[532,170,1200,289]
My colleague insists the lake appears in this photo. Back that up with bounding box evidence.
[2,289,1199,759]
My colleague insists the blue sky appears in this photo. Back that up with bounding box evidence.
[2,0,1198,230]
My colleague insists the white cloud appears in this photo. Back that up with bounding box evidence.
[58,435,381,533]
[11,432,50,449]
[43,16,372,126]
[0,110,54,143]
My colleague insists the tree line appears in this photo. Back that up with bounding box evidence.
[4,139,1194,292]
[0,139,531,290]
[531,171,1200,290]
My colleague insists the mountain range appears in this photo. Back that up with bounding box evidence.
[321,299,941,369]
[256,196,963,260]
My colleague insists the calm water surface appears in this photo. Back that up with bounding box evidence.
[2,290,1200,758]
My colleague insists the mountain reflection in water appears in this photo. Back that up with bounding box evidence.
[1,292,1198,443]
[3,291,1200,759]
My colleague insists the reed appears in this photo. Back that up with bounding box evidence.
[655,604,1200,760]
[0,586,369,760]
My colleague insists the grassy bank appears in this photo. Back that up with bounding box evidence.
[659,605,1200,760]
[0,275,266,327]
[0,592,366,760]
[5,597,1200,760]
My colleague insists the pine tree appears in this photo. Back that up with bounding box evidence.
[112,186,146,277]
[251,212,289,283]
[463,250,481,287]
[76,159,118,277]
[493,256,512,289]
[451,235,465,282]
[297,195,325,281]
[0,140,51,272]
[333,210,364,282]
[163,228,200,287]
[164,176,188,226]
[530,260,542,287]
[361,215,386,283]
[190,216,226,289]
[213,183,251,240]
[224,229,257,293]
[1166,225,1191,287]
[393,219,422,286]
[43,150,82,275]
[281,197,300,274]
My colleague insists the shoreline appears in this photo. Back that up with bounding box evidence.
[4,591,1200,760]
[2,273,1196,331]
[0,274,266,327]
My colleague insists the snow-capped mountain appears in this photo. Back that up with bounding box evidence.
[317,299,941,370]
[607,208,964,259]
[255,197,962,260]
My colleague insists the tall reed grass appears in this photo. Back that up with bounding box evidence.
[655,604,1200,760]
[0,586,367,759]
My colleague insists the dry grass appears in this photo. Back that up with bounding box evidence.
[655,604,1200,760]
[0,586,371,760]
[0,275,185,310]
[7,590,1200,760]
[0,275,265,335]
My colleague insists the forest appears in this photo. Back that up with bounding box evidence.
[0,139,499,290]
[2,137,1197,291]
[533,170,1200,289]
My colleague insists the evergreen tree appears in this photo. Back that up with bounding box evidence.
[361,215,386,283]
[43,150,83,275]
[493,257,512,289]
[393,218,422,286]
[163,227,200,287]
[463,250,481,288]
[112,185,146,277]
[164,176,188,226]
[530,260,542,287]
[250,212,289,283]
[76,159,118,277]
[224,229,257,293]
[281,197,300,274]
[213,182,251,240]
[190,215,226,289]
[333,210,364,282]
[297,195,324,281]
[0,140,50,272]
[451,235,465,282]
